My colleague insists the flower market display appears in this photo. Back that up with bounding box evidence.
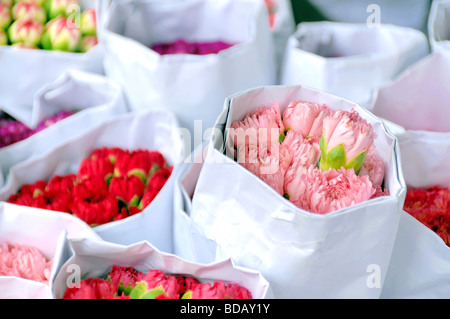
[0,0,97,52]
[3,0,450,302]
[7,147,173,226]
[0,241,53,283]
[0,110,72,148]
[62,265,252,299]
[230,100,388,215]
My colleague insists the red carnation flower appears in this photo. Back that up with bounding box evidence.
[7,192,34,207]
[90,147,129,164]
[19,180,47,198]
[115,207,129,221]
[108,175,145,207]
[139,166,173,210]
[72,175,108,197]
[183,281,227,299]
[404,186,450,246]
[78,156,114,182]
[114,150,167,183]
[45,174,77,194]
[71,186,119,226]
[32,189,73,213]
[107,265,144,295]
[63,278,117,299]
[224,282,253,299]
[139,269,182,299]
[176,275,200,295]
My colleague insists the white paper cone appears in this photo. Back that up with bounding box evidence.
[0,202,101,299]
[308,0,430,32]
[101,0,277,148]
[0,1,104,112]
[173,141,218,264]
[0,70,128,182]
[52,237,272,299]
[190,85,406,298]
[0,109,185,253]
[280,21,429,106]
[368,50,450,298]
[428,0,450,53]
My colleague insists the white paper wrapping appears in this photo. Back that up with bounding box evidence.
[0,70,129,182]
[51,237,272,299]
[428,0,450,53]
[0,202,101,299]
[0,108,184,253]
[380,134,450,298]
[189,85,406,299]
[100,0,277,148]
[307,0,431,32]
[0,0,104,112]
[173,141,218,264]
[367,50,450,298]
[280,22,429,107]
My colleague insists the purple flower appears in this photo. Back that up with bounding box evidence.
[32,110,73,134]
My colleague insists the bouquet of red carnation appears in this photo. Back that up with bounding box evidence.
[403,186,450,246]
[63,265,252,299]
[7,147,172,227]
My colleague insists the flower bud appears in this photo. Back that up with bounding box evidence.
[11,42,37,49]
[79,35,97,52]
[45,0,79,20]
[41,16,81,51]
[0,4,11,29]
[80,7,95,36]
[0,0,12,8]
[12,2,47,24]
[8,18,44,46]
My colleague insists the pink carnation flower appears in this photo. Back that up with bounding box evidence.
[282,130,321,169]
[286,166,375,214]
[230,103,285,150]
[320,109,375,173]
[359,144,385,188]
[282,100,332,139]
[237,142,292,195]
[0,242,53,283]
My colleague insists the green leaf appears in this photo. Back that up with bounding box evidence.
[327,144,347,169]
[347,150,367,174]
[129,282,149,299]
[181,290,192,299]
[141,287,167,299]
[279,132,286,144]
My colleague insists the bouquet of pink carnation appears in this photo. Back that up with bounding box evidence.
[63,265,252,299]
[230,100,388,214]
[190,85,405,298]
[0,241,53,283]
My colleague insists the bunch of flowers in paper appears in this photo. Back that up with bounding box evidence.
[62,265,252,299]
[8,147,173,226]
[230,100,388,214]
[1,0,97,52]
